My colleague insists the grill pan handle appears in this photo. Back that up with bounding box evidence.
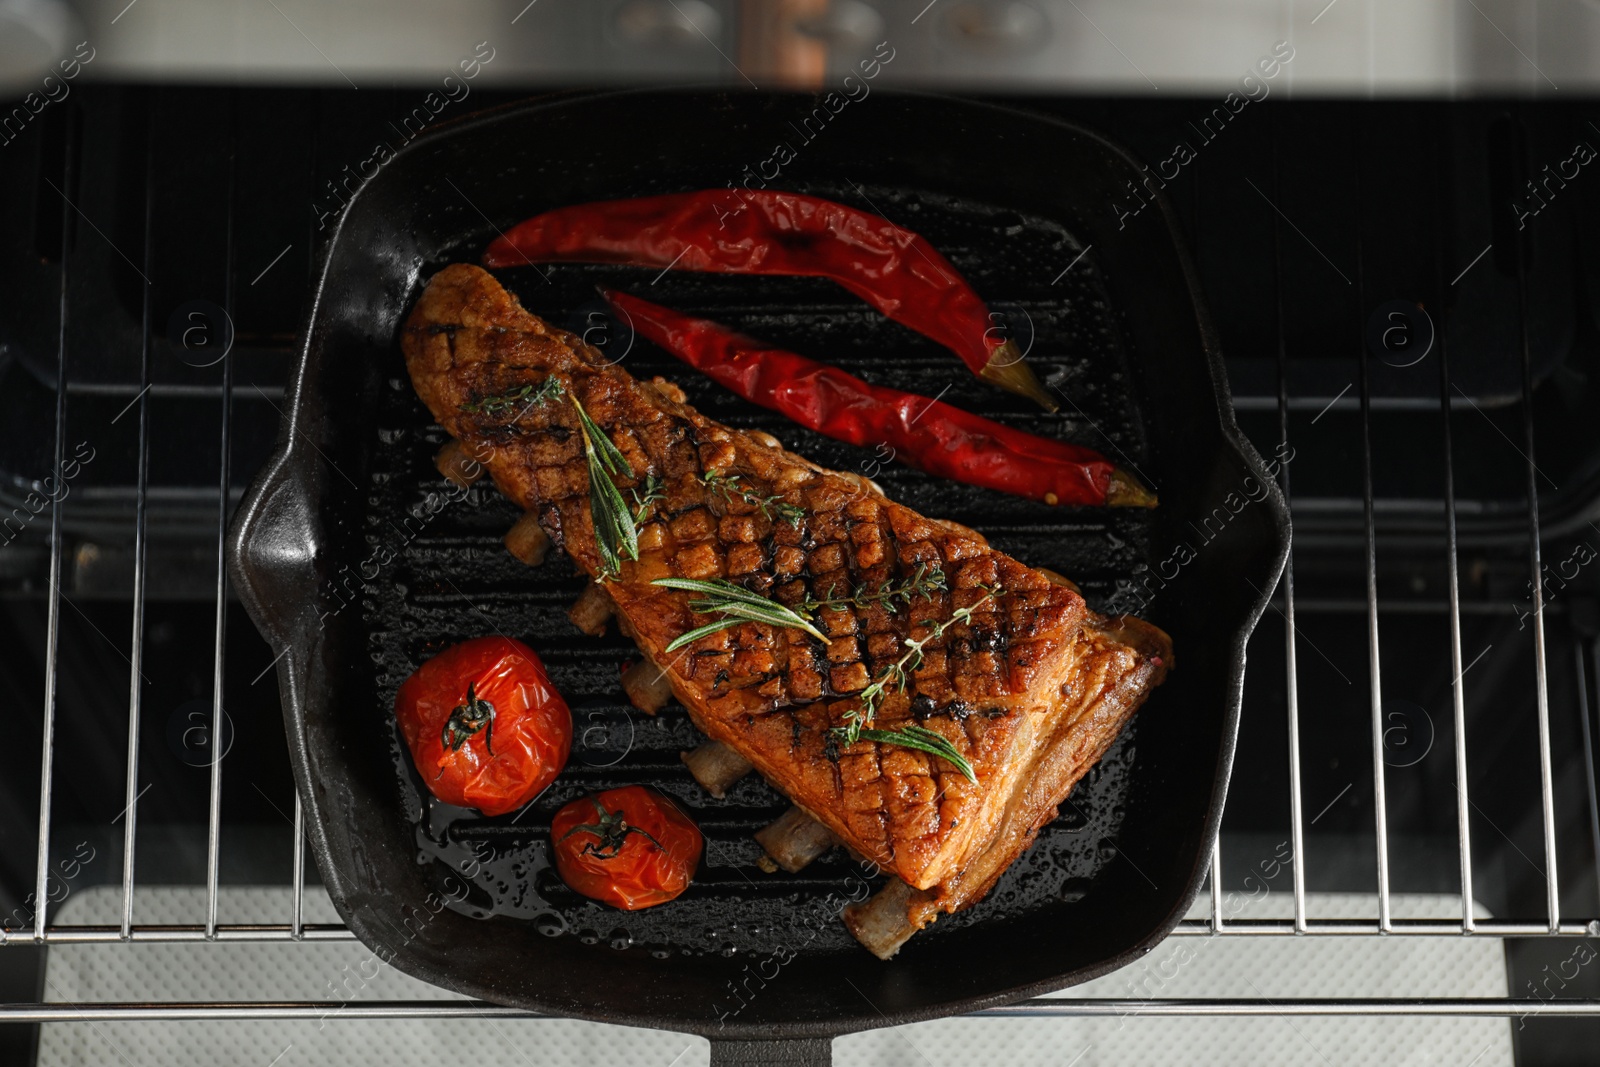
[709,1037,832,1066]
[226,443,323,653]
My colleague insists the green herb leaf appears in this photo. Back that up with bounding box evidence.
[700,469,805,528]
[652,576,828,644]
[832,583,1001,745]
[571,392,639,578]
[630,474,664,524]
[663,617,746,653]
[572,393,634,479]
[652,577,787,608]
[856,725,977,783]
[806,563,947,616]
[460,375,565,416]
[694,599,825,637]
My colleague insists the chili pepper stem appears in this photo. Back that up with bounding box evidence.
[980,344,1058,412]
[1105,467,1159,509]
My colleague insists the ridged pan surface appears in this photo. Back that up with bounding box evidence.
[228,90,1289,1044]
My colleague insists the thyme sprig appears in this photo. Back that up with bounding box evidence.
[805,563,946,616]
[700,469,805,528]
[571,392,639,579]
[630,474,665,525]
[652,577,828,651]
[832,583,1001,769]
[459,375,565,416]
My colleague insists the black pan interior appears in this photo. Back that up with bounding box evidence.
[228,89,1288,1040]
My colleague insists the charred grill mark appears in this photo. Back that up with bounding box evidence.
[426,323,461,362]
[911,694,974,722]
[970,628,1007,653]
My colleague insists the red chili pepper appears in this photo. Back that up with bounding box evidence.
[601,288,1156,509]
[482,190,1057,411]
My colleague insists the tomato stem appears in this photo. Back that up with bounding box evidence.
[441,682,497,756]
[558,797,665,860]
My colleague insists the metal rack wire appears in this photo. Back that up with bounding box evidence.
[5,96,1600,1029]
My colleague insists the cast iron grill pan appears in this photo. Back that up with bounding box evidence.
[228,90,1289,1064]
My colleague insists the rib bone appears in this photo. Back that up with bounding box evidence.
[621,657,673,714]
[503,513,552,566]
[434,439,484,489]
[568,581,613,636]
[842,879,932,961]
[755,806,836,873]
[680,740,754,798]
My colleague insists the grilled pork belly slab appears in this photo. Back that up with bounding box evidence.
[402,264,1171,943]
[846,613,1169,956]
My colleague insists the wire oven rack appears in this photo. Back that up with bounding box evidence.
[4,92,1600,1037]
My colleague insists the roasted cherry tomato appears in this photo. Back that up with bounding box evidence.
[551,786,703,910]
[396,636,572,817]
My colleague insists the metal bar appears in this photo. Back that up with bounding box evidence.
[120,105,156,941]
[1233,394,1533,413]
[1354,214,1392,934]
[1582,642,1600,915]
[33,105,76,942]
[1435,204,1475,938]
[3,926,353,944]
[13,918,1600,945]
[1194,108,1220,944]
[63,382,286,399]
[1271,117,1307,935]
[983,998,1600,1018]
[1210,838,1224,933]
[205,108,238,938]
[1514,186,1561,933]
[1196,140,1223,941]
[1170,919,1597,936]
[292,793,305,939]
[1276,599,1551,616]
[8,998,1600,1022]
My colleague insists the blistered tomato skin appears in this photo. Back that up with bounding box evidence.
[551,786,704,910]
[395,636,572,817]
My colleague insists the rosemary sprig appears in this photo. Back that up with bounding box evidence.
[805,563,946,616]
[571,392,638,579]
[857,725,976,784]
[459,375,565,416]
[699,469,805,528]
[652,577,828,651]
[832,584,1002,749]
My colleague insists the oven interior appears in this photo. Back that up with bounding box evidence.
[3,86,1600,1063]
